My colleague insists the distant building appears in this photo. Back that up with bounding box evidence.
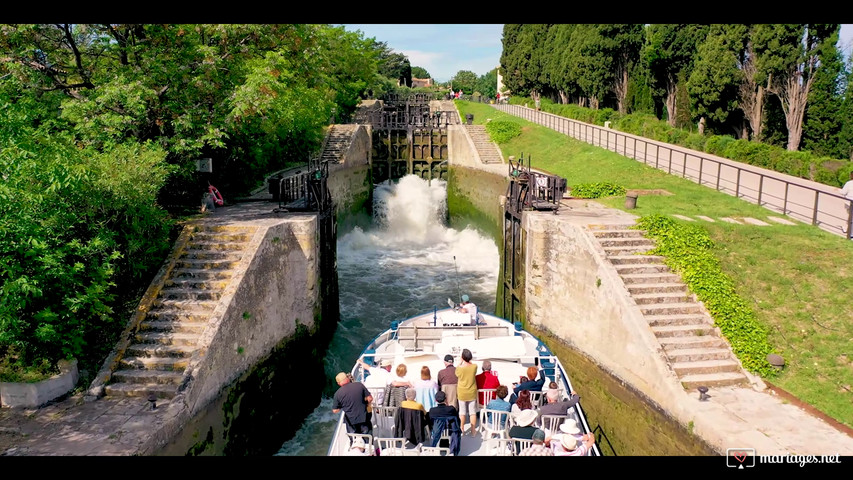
[412,77,432,88]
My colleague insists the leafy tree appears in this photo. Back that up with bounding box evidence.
[411,66,431,79]
[475,68,498,99]
[839,51,853,160]
[597,24,645,114]
[644,24,710,126]
[688,25,746,136]
[801,28,845,157]
[450,69,478,95]
[370,39,412,87]
[753,24,840,151]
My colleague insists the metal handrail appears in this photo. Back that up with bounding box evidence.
[493,104,853,239]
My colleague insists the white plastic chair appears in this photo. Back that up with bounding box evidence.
[478,388,496,408]
[485,437,514,456]
[539,414,569,437]
[421,446,451,456]
[372,405,398,437]
[479,408,511,439]
[375,437,407,456]
[345,433,374,456]
[529,391,545,408]
[510,437,534,455]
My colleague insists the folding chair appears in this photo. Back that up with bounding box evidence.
[510,437,534,455]
[372,405,398,436]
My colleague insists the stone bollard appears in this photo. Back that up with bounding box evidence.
[625,194,638,209]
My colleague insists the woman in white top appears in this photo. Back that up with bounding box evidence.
[413,365,439,411]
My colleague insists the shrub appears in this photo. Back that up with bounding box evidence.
[485,120,522,144]
[570,182,626,198]
[634,215,776,377]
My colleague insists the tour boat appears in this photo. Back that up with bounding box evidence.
[327,305,601,456]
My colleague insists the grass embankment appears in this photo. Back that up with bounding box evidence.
[458,101,853,428]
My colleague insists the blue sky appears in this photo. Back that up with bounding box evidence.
[342,24,853,85]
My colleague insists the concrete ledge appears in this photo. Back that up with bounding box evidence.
[0,359,78,408]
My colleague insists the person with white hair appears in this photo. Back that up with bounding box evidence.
[538,387,580,417]
[548,420,595,456]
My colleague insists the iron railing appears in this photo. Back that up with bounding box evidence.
[493,104,853,239]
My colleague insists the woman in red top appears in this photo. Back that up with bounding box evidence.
[476,360,500,405]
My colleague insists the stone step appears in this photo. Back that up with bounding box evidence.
[599,238,656,248]
[672,359,742,376]
[170,268,234,280]
[627,283,688,295]
[151,298,218,310]
[608,255,666,265]
[119,356,190,372]
[616,264,672,275]
[592,230,646,239]
[603,246,656,256]
[680,372,749,390]
[641,303,704,316]
[138,320,208,334]
[163,278,230,290]
[180,250,243,261]
[620,273,683,285]
[134,332,202,347]
[645,314,709,327]
[145,305,214,320]
[184,241,249,251]
[110,369,184,385]
[650,324,715,338]
[157,288,221,302]
[195,225,257,234]
[659,336,727,351]
[125,343,197,358]
[632,292,694,305]
[175,258,241,270]
[189,232,253,243]
[665,347,734,363]
[104,382,178,399]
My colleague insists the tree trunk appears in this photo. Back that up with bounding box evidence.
[768,68,815,152]
[558,90,568,104]
[614,55,629,114]
[665,80,678,127]
[738,45,764,142]
[589,97,600,110]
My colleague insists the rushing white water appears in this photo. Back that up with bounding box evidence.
[276,174,499,455]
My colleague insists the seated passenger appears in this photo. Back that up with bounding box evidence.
[428,390,461,456]
[458,294,478,325]
[394,388,428,446]
[484,385,512,428]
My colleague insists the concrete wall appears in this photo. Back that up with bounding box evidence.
[522,211,693,423]
[181,216,320,415]
[0,359,78,408]
[328,125,372,217]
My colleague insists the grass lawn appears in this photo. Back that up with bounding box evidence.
[458,101,853,428]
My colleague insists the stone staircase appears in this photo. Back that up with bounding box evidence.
[464,125,503,164]
[104,225,257,399]
[591,224,749,390]
[319,124,358,164]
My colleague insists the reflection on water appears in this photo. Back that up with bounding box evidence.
[276,175,499,455]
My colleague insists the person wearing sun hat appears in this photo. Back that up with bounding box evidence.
[550,420,595,456]
[345,436,371,456]
[508,408,540,453]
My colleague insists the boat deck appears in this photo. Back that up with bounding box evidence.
[327,310,596,456]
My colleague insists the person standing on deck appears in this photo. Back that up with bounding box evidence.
[459,294,478,325]
[332,372,373,436]
[455,348,479,436]
[437,354,458,409]
[475,359,500,405]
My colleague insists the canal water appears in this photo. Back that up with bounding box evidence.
[276,174,500,456]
